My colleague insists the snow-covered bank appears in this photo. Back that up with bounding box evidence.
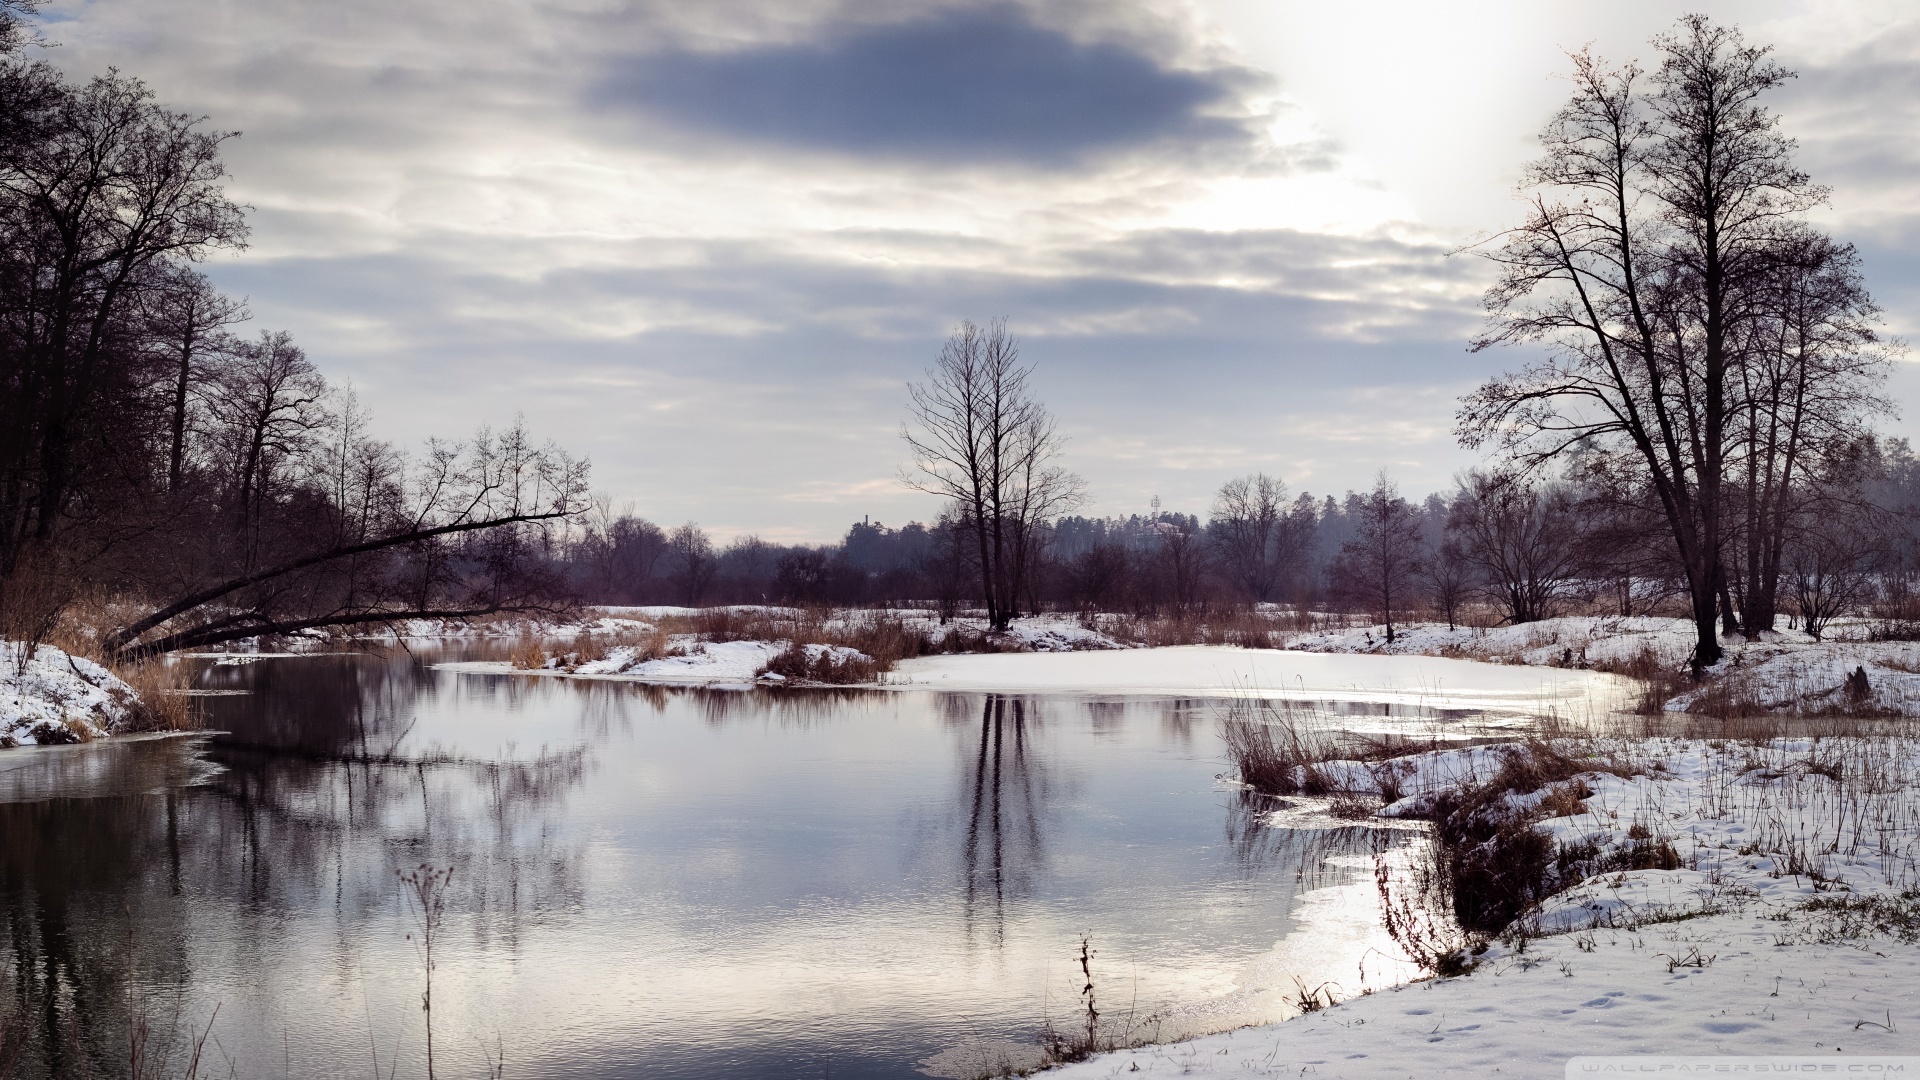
[439,638,789,687]
[1051,732,1920,1077]
[0,644,139,745]
[887,647,1634,715]
[1049,908,1919,1077]
[1288,615,1920,716]
[430,610,1127,688]
[1286,616,1697,668]
[337,611,1920,716]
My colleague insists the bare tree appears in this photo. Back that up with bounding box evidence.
[143,265,248,494]
[1210,474,1311,604]
[0,55,593,655]
[573,497,622,601]
[1458,17,1852,670]
[1785,514,1880,641]
[902,319,1084,631]
[1447,471,1585,624]
[667,522,716,607]
[919,510,972,624]
[0,69,247,571]
[1726,234,1888,635]
[1066,543,1128,613]
[0,1,37,55]
[1330,473,1426,642]
[1155,518,1209,614]
[1424,539,1474,631]
[722,534,771,601]
[206,330,327,545]
[611,515,666,602]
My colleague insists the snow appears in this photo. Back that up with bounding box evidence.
[1287,615,1920,716]
[439,638,787,687]
[1286,616,1698,669]
[886,647,1635,716]
[0,643,138,745]
[366,613,658,642]
[970,613,1125,652]
[1664,642,1920,715]
[1048,911,1920,1078]
[422,612,1920,718]
[1049,732,1920,1078]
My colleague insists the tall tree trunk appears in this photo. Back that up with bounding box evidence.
[169,341,192,494]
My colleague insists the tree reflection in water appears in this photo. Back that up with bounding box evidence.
[960,696,1048,944]
[0,649,599,1079]
[0,656,1451,1080]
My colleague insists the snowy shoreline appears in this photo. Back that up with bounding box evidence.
[0,644,142,746]
[1049,730,1920,1078]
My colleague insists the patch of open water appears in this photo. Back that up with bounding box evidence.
[0,647,1545,1078]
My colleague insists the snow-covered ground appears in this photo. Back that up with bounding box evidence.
[1286,616,1699,668]
[1288,615,1920,716]
[0,643,138,745]
[385,609,1916,716]
[1050,732,1920,1078]
[582,607,1127,652]
[1050,911,1919,1077]
[430,610,1127,687]
[886,647,1634,716]
[439,638,788,687]
[434,618,1637,709]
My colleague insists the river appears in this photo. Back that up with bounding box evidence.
[0,646,1593,1078]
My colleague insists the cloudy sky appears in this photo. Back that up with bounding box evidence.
[33,0,1920,541]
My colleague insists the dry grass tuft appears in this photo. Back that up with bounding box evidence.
[1218,697,1340,796]
[115,660,203,733]
[1400,740,1648,935]
[508,634,549,670]
[649,607,933,672]
[1587,645,1693,716]
[1328,795,1378,820]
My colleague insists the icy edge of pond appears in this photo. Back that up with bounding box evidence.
[885,647,1636,714]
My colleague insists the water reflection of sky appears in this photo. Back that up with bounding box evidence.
[0,650,1446,1079]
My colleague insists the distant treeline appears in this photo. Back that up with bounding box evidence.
[562,440,1920,639]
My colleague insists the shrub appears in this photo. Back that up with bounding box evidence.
[761,643,882,685]
[1410,740,1646,935]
